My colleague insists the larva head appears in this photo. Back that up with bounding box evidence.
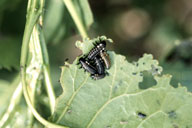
[76,36,112,55]
[97,41,106,50]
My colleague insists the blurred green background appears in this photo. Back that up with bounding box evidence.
[0,0,192,94]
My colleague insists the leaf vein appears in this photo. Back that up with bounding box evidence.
[109,58,117,99]
[86,87,163,128]
[56,74,89,123]
[136,110,167,128]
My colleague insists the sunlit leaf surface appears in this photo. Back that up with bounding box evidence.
[51,50,192,128]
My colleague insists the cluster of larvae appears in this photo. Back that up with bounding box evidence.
[78,40,111,80]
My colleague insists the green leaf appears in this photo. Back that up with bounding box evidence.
[44,0,65,43]
[50,36,192,128]
[2,101,43,128]
[0,77,20,114]
[44,0,93,44]
[52,51,192,127]
[0,79,11,115]
[1,99,43,128]
[0,78,36,128]
[0,37,21,70]
[72,0,93,29]
[0,0,22,12]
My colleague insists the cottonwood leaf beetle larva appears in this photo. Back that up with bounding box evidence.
[94,56,105,75]
[78,57,97,75]
[87,41,106,60]
[100,51,111,69]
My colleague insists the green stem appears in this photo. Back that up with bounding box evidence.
[20,0,41,67]
[63,0,88,39]
[23,24,66,128]
[43,66,56,114]
[22,75,68,128]
[20,0,41,125]
[37,24,56,114]
[0,77,22,128]
[20,0,65,127]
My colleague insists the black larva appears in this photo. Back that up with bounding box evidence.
[78,57,97,75]
[100,51,111,69]
[87,41,106,60]
[94,56,105,75]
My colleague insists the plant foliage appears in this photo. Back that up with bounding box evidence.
[50,38,192,128]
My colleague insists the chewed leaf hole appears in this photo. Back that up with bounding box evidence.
[137,112,147,119]
[53,51,192,127]
[139,71,157,89]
